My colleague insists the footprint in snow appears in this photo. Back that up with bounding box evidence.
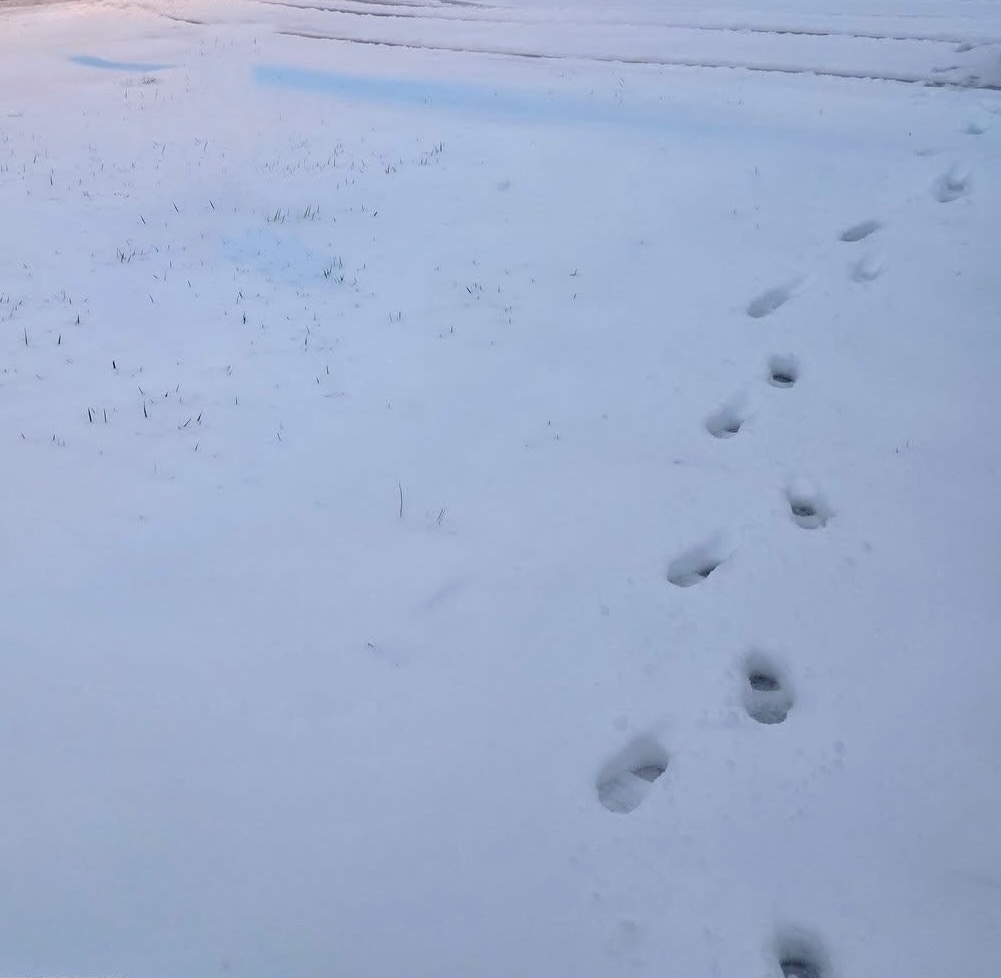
[839,218,882,243]
[775,929,829,978]
[705,402,748,439]
[747,285,792,319]
[596,737,670,814]
[742,651,794,724]
[850,254,884,283]
[667,538,730,587]
[786,478,832,530]
[780,952,823,978]
[767,355,800,389]
[935,164,971,203]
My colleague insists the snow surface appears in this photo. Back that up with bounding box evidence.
[1,0,1000,975]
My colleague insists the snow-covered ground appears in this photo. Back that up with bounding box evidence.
[1,0,1000,974]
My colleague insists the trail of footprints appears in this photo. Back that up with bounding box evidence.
[597,158,977,965]
[590,191,979,971]
[746,156,974,313]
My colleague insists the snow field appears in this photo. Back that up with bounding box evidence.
[1,1,1000,976]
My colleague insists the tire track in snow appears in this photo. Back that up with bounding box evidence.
[277,29,1001,89]
[257,0,1001,46]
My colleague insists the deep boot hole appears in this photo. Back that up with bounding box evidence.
[749,671,780,692]
[776,929,827,978]
[768,355,799,388]
[597,740,671,814]
[667,560,720,587]
[667,544,727,588]
[781,958,822,978]
[632,764,667,783]
[706,409,745,439]
[743,655,793,724]
[788,490,829,529]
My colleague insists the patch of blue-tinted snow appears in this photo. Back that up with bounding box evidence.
[70,55,172,72]
[220,228,322,287]
[252,63,689,130]
[251,63,881,151]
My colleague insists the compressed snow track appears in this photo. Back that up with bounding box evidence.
[1,0,1000,977]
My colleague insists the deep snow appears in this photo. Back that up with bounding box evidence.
[1,0,1000,976]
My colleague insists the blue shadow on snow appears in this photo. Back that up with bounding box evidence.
[70,55,173,72]
[252,63,680,130]
[252,63,884,151]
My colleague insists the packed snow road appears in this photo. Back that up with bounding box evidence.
[1,0,999,976]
